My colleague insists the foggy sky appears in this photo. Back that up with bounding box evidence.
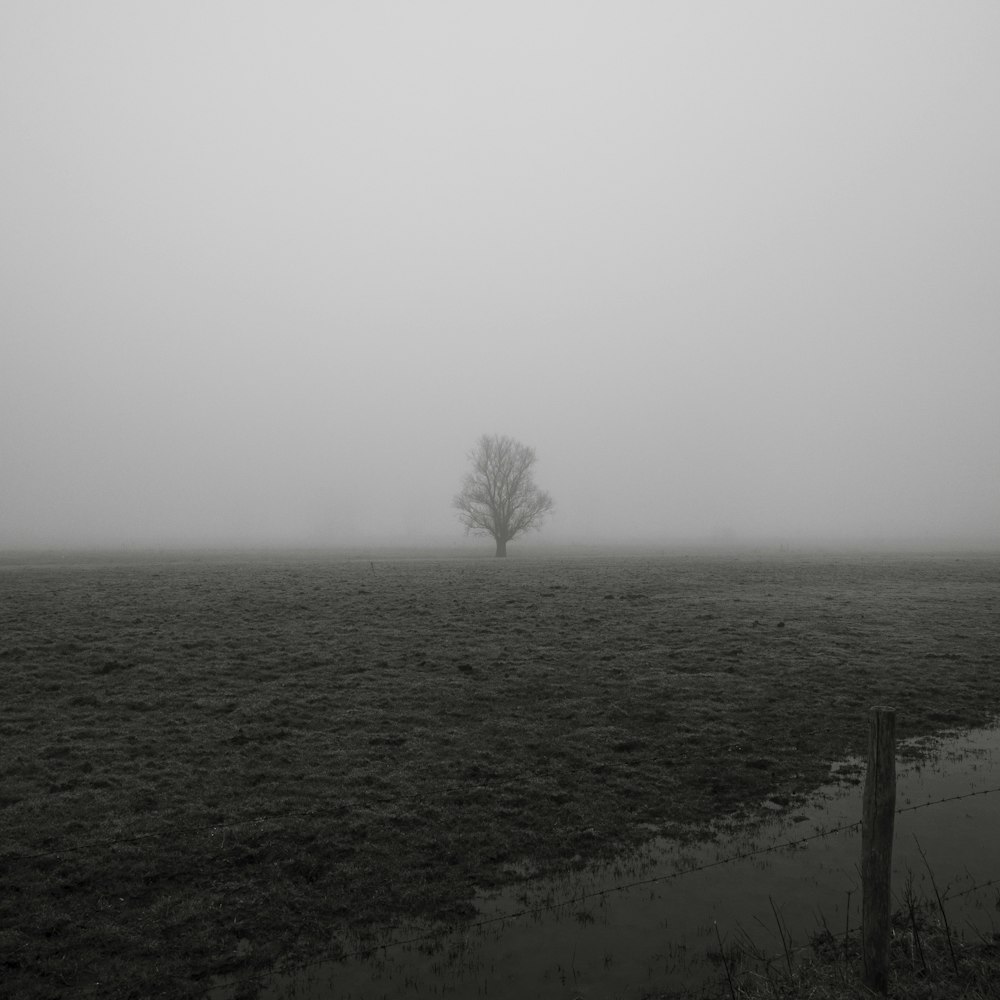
[3,2,999,550]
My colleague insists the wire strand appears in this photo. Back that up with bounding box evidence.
[7,781,1000,867]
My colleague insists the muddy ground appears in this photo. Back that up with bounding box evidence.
[1,549,998,998]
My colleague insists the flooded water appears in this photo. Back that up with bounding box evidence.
[217,723,1000,999]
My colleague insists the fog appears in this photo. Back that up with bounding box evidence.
[2,3,998,551]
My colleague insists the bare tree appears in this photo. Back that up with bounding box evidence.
[453,434,554,557]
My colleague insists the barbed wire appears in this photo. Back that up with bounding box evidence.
[192,817,867,999]
[12,776,1000,998]
[47,862,1000,999]
[705,874,1000,998]
[188,785,1000,999]
[197,843,1000,1000]
[6,780,1000,868]
[896,785,1000,815]
[944,875,1000,901]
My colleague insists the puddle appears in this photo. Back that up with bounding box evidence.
[214,723,1000,999]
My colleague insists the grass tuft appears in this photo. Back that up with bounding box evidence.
[702,895,1000,1000]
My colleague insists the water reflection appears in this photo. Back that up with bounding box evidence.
[221,724,1000,999]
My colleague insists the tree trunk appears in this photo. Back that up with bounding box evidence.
[495,537,507,557]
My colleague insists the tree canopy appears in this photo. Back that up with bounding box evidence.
[453,434,554,557]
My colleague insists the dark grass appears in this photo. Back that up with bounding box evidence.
[697,895,1000,999]
[2,549,998,998]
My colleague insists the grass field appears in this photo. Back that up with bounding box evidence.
[2,548,998,999]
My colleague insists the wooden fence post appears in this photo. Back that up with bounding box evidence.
[861,706,896,994]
